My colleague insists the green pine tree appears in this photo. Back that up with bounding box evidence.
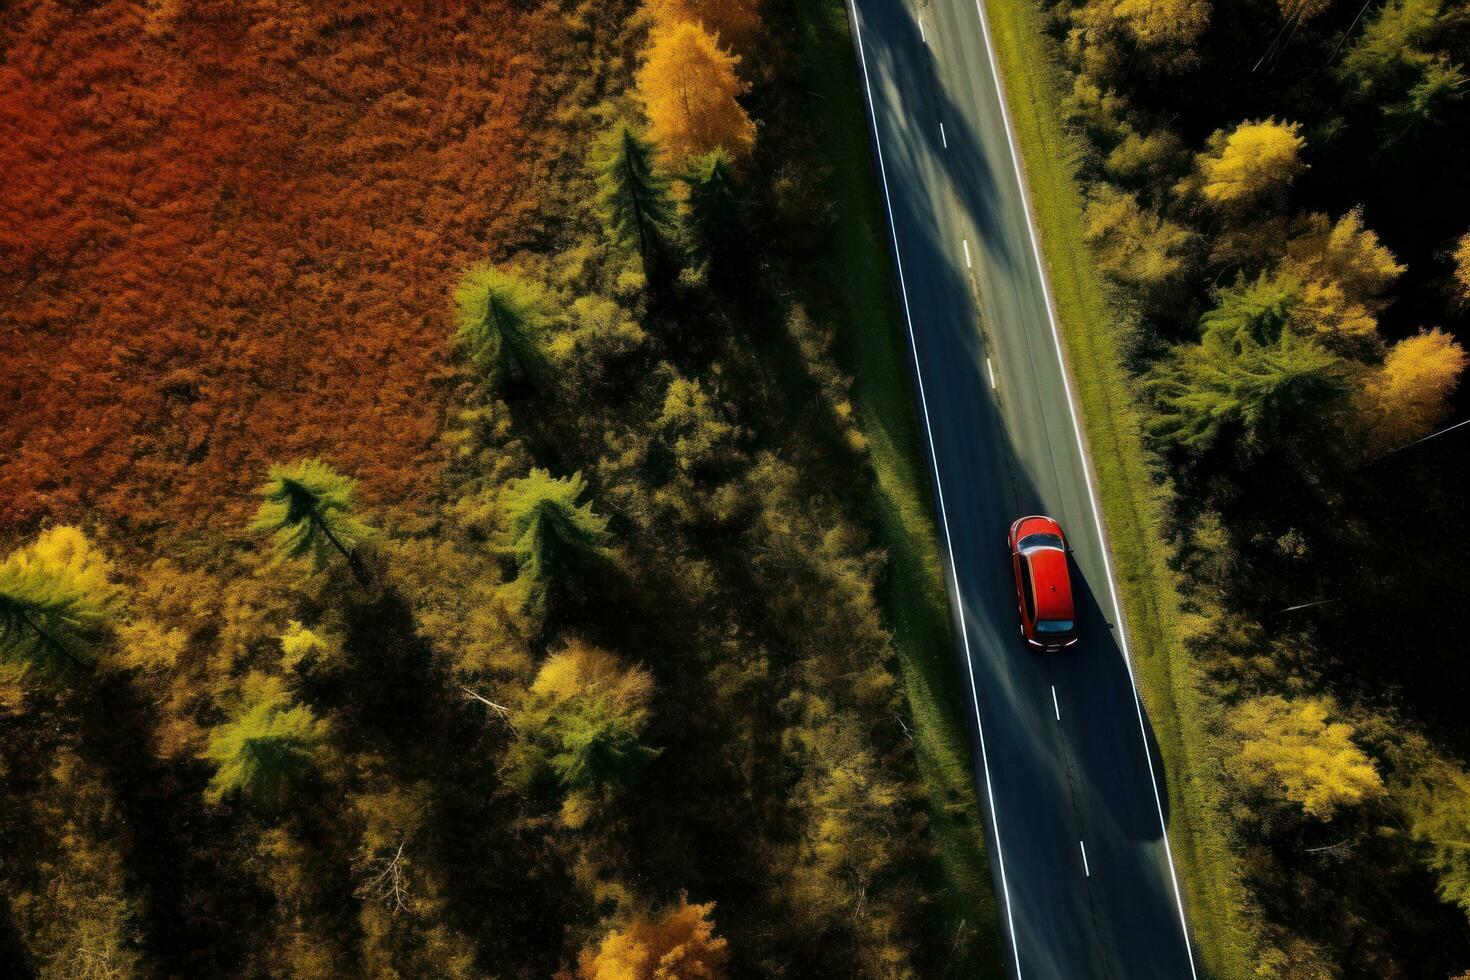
[498,469,612,624]
[250,459,375,585]
[1382,55,1467,142]
[0,527,118,678]
[684,149,744,282]
[203,673,325,811]
[1147,275,1345,450]
[592,121,681,282]
[453,264,548,389]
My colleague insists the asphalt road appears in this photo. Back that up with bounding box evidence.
[843,1,1198,976]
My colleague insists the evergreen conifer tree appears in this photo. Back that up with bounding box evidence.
[453,265,548,389]
[592,122,681,282]
[204,673,325,811]
[685,149,744,284]
[0,527,117,678]
[498,469,612,624]
[251,460,375,585]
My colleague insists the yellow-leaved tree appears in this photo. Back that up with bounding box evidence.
[637,21,756,163]
[1112,0,1211,48]
[570,896,729,980]
[645,0,762,46]
[1284,208,1405,308]
[1181,118,1306,210]
[1282,208,1405,353]
[1453,229,1470,305]
[1083,183,1195,291]
[1355,327,1467,452]
[1228,695,1383,820]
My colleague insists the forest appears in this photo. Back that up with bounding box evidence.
[1034,0,1470,973]
[0,0,987,976]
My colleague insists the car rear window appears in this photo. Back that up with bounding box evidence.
[1018,533,1064,551]
[1036,619,1074,634]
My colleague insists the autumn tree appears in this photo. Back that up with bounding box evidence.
[1284,209,1405,309]
[657,376,740,476]
[0,526,118,678]
[251,459,375,585]
[646,0,763,46]
[1180,118,1306,211]
[1354,327,1467,452]
[636,21,756,163]
[683,150,745,283]
[1103,126,1187,185]
[1403,757,1470,918]
[1066,0,1208,76]
[1271,210,1405,355]
[503,641,658,804]
[497,469,613,625]
[572,895,729,980]
[1083,183,1194,293]
[643,375,746,524]
[1228,695,1383,820]
[1455,230,1470,305]
[453,265,548,390]
[593,122,682,282]
[1112,0,1210,49]
[1146,275,1345,450]
[203,673,326,811]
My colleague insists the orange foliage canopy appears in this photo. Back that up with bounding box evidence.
[636,21,756,163]
[572,897,729,980]
[644,0,763,45]
[0,0,542,534]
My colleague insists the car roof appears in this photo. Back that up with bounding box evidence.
[1026,547,1074,621]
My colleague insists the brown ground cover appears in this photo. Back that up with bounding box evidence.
[0,0,540,535]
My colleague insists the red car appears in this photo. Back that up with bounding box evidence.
[1008,516,1078,651]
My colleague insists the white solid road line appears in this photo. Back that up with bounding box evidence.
[1080,840,1091,877]
[940,121,948,147]
[969,0,1199,975]
[962,238,972,268]
[1051,684,1060,721]
[987,356,996,389]
[847,3,1024,977]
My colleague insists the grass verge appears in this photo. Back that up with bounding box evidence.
[975,0,1259,974]
[792,0,1006,974]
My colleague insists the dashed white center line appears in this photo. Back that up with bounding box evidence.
[940,121,948,148]
[1051,684,1060,720]
[1080,840,1091,877]
[986,356,996,389]
[962,238,972,268]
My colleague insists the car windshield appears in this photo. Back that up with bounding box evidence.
[1018,532,1064,551]
[1036,619,1074,634]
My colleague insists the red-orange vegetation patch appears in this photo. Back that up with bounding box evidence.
[0,0,541,536]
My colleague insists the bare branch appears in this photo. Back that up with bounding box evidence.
[461,685,516,733]
[357,839,410,915]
